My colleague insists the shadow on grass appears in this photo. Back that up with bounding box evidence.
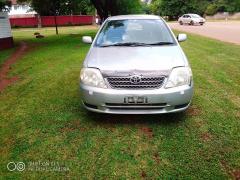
[85,110,187,126]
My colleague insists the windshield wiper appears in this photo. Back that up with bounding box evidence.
[147,42,175,46]
[100,42,151,47]
[100,42,174,47]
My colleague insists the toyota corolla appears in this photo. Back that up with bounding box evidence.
[80,15,193,114]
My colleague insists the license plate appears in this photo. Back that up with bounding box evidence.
[124,96,148,104]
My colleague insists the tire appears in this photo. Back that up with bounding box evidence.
[200,23,204,26]
[190,21,194,26]
[179,21,183,25]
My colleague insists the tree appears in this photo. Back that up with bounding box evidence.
[149,0,162,16]
[21,0,94,16]
[205,3,218,15]
[150,0,240,19]
[19,0,142,31]
[90,0,142,21]
[70,0,94,15]
[141,1,151,14]
[0,0,11,12]
[32,0,62,34]
[150,0,211,19]
[18,0,95,34]
[17,0,59,34]
[215,0,240,13]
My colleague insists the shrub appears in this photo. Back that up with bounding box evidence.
[205,4,219,15]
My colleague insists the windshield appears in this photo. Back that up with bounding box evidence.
[95,19,176,47]
[191,14,201,18]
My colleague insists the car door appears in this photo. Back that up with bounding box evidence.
[181,15,187,23]
[185,15,191,23]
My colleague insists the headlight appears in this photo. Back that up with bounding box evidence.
[80,68,107,88]
[165,67,192,88]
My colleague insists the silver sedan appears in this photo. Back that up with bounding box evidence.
[80,15,193,114]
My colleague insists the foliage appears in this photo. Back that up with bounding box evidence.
[90,0,142,20]
[141,1,151,14]
[209,0,240,13]
[150,0,210,18]
[17,0,95,35]
[17,0,94,15]
[118,0,142,15]
[69,0,94,15]
[0,0,11,12]
[149,0,240,18]
[19,0,142,18]
[149,0,162,15]
[205,3,219,15]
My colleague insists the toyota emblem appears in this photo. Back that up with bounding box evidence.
[130,75,142,84]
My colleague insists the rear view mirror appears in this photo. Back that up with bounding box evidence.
[82,36,92,44]
[177,34,187,42]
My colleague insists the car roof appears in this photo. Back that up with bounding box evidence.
[187,13,199,16]
[107,15,162,21]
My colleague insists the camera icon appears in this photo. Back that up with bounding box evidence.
[7,162,25,171]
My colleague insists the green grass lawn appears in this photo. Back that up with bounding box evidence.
[0,26,240,179]
[0,48,15,67]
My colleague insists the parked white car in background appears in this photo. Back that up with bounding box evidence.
[178,14,206,25]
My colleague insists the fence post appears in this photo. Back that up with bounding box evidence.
[37,14,42,28]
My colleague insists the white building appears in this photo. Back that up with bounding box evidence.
[0,12,13,50]
[142,0,152,4]
[8,0,36,18]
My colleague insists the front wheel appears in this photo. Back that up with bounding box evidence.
[179,21,183,25]
[200,23,204,26]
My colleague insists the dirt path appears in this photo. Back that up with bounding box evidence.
[169,21,240,45]
[0,42,31,92]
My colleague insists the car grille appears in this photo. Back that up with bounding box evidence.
[106,76,165,89]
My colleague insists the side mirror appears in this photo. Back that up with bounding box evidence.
[82,36,92,44]
[177,34,187,42]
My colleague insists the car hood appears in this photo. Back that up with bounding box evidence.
[85,46,187,73]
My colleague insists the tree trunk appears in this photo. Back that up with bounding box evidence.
[108,0,118,16]
[54,15,58,35]
[90,0,108,22]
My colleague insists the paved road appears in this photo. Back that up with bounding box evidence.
[168,21,240,45]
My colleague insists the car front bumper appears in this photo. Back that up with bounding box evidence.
[194,21,205,24]
[80,84,194,114]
